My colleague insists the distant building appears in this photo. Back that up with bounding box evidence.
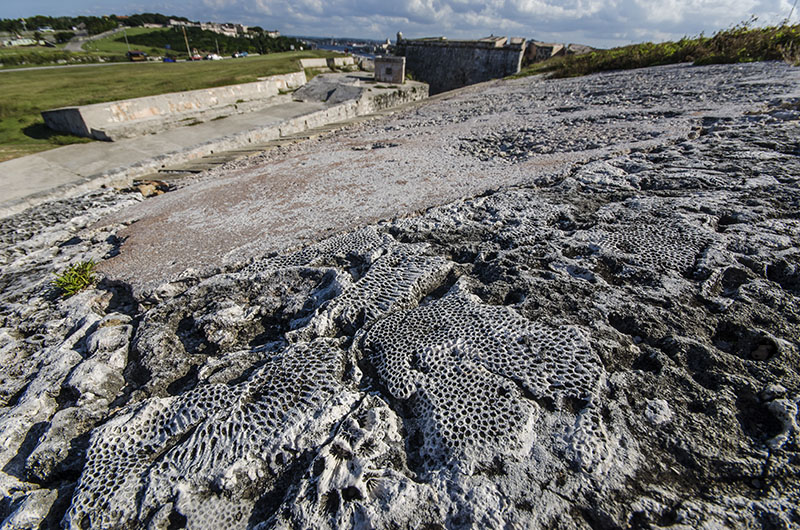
[265,30,280,38]
[525,41,566,64]
[220,24,238,37]
[200,23,232,37]
[168,18,274,38]
[169,19,199,28]
[197,22,246,38]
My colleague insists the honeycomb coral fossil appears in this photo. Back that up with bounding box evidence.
[242,226,393,274]
[67,339,357,529]
[362,281,608,473]
[293,243,453,340]
[588,222,711,274]
[575,202,715,276]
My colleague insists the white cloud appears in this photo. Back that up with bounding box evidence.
[2,0,795,47]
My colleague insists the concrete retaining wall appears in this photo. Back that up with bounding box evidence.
[257,71,307,91]
[358,57,375,72]
[299,58,329,69]
[356,82,427,114]
[327,56,355,68]
[293,72,428,115]
[299,57,356,70]
[42,71,308,141]
[397,38,525,94]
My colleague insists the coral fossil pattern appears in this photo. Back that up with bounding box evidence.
[65,225,611,528]
[68,339,355,529]
[363,283,607,472]
[576,205,716,276]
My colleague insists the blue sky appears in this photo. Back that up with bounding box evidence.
[1,0,797,48]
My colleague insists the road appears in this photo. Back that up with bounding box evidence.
[63,26,125,52]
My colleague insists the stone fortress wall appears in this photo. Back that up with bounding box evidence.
[395,34,526,94]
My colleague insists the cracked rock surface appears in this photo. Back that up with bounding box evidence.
[1,62,799,529]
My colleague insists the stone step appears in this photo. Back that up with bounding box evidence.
[151,111,401,181]
[157,172,196,181]
[196,156,240,163]
[159,164,216,172]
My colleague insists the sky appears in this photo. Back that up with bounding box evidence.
[1,0,797,48]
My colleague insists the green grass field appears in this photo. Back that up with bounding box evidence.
[82,27,171,56]
[0,46,124,68]
[0,50,338,162]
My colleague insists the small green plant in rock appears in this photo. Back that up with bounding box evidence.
[53,260,97,297]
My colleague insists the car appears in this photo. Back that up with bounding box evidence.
[203,53,223,60]
[126,50,147,62]
[163,56,176,63]
[232,51,248,58]
[190,54,203,61]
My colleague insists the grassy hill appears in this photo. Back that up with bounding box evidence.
[0,47,125,68]
[82,27,169,56]
[517,22,800,78]
[85,26,305,58]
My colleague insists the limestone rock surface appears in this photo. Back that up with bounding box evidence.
[1,62,799,529]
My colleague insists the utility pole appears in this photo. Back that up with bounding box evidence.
[123,27,130,52]
[215,37,220,56]
[182,25,191,59]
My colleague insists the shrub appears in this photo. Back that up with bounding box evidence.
[515,21,800,79]
[54,31,75,44]
[53,260,96,297]
[0,51,125,67]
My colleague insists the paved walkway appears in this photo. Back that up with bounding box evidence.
[0,96,328,218]
[63,27,126,52]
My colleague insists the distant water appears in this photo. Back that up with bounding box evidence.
[317,44,377,59]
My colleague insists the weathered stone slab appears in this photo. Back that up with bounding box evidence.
[375,56,406,84]
[299,57,329,69]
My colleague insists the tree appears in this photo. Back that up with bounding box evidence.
[55,31,75,43]
[0,19,23,33]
